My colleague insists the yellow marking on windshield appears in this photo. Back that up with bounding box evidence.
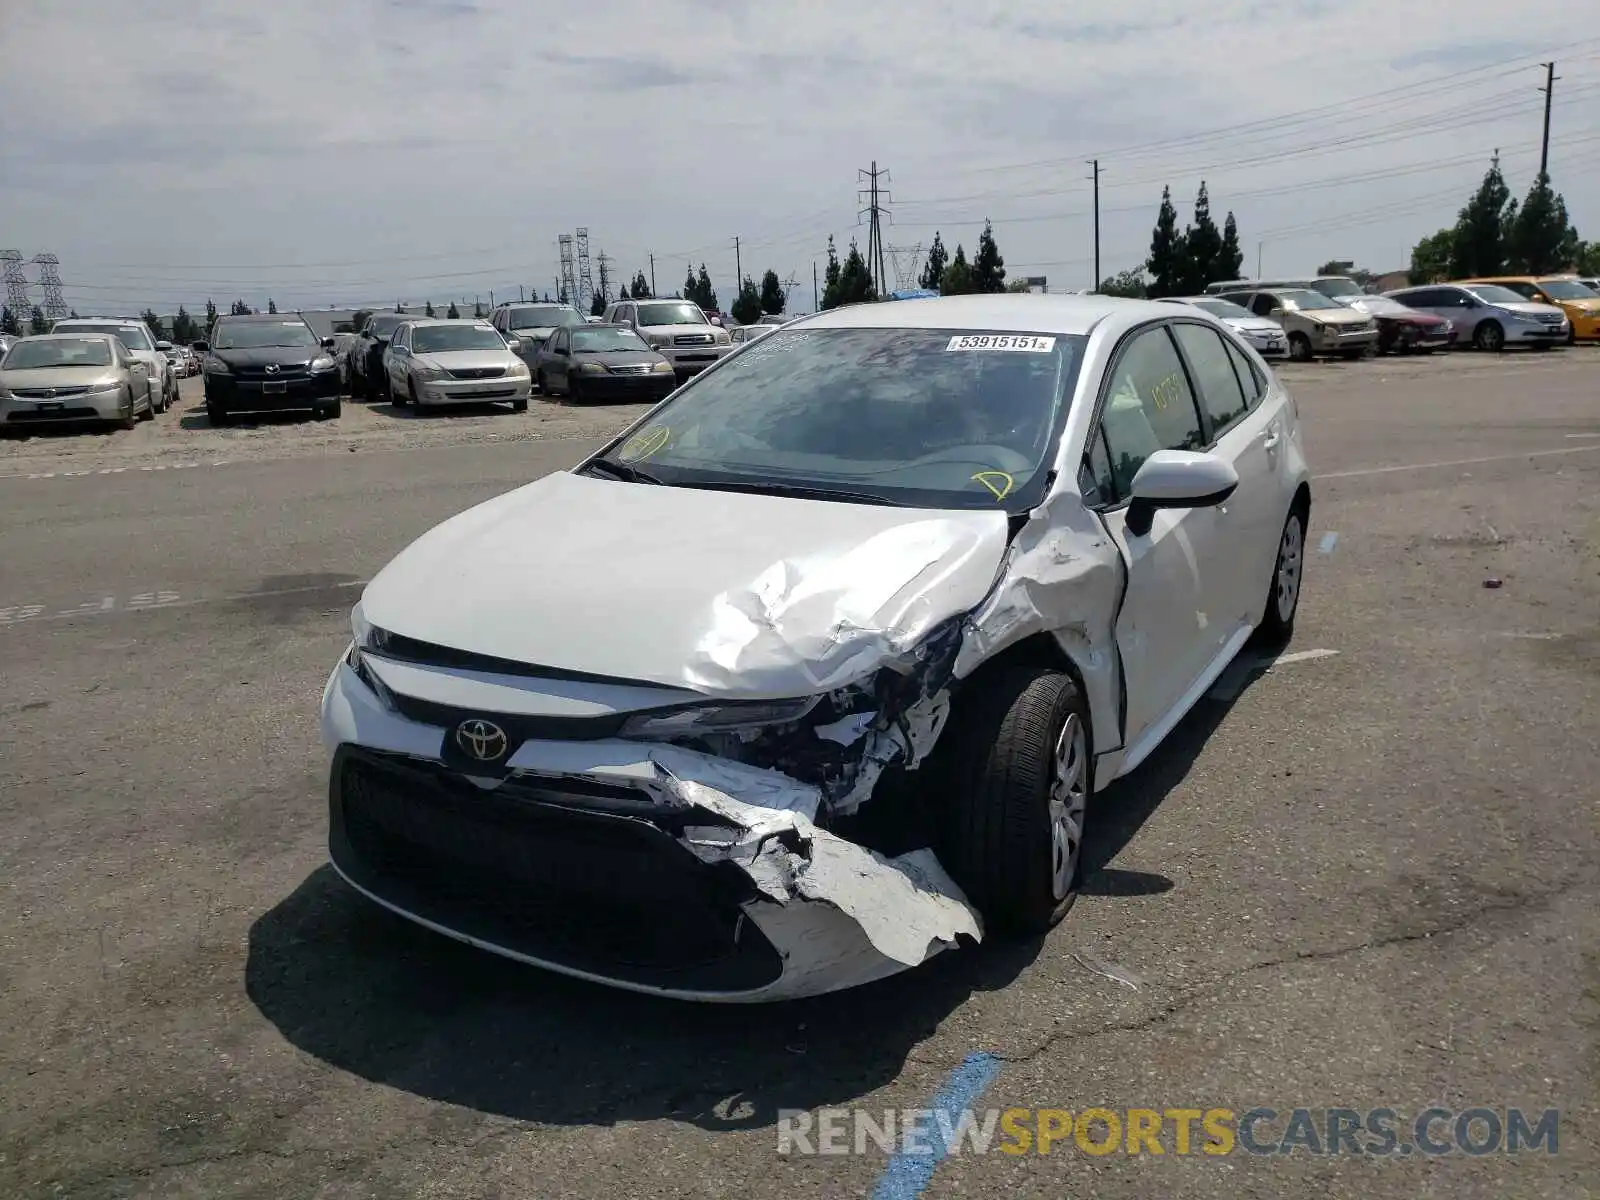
[620,427,671,460]
[971,470,1015,501]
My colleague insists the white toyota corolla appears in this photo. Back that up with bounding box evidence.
[320,294,1310,1001]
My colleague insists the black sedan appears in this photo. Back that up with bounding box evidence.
[533,324,678,403]
[348,312,410,400]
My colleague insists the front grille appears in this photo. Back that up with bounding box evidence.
[446,366,507,380]
[11,385,90,399]
[608,364,653,376]
[329,748,784,989]
[385,684,632,746]
[235,365,310,380]
[673,333,714,346]
[1536,313,1563,325]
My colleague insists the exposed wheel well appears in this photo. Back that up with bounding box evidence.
[1292,481,1311,525]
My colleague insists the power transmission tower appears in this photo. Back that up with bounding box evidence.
[781,273,800,310]
[733,236,742,286]
[33,254,67,320]
[2,250,31,320]
[1537,62,1559,176]
[857,162,892,297]
[886,243,924,291]
[558,234,577,306]
[597,250,615,304]
[575,227,594,314]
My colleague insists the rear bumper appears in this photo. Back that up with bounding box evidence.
[205,372,340,410]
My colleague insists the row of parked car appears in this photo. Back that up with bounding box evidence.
[1173,271,1600,361]
[337,299,790,411]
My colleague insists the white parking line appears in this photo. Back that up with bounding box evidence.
[1208,648,1340,702]
[12,461,229,481]
[0,580,364,628]
[1318,531,1339,554]
[1316,443,1600,480]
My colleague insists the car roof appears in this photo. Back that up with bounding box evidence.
[52,316,143,324]
[1457,276,1533,284]
[19,331,121,341]
[215,312,311,322]
[403,318,494,327]
[792,293,1179,336]
[573,322,629,330]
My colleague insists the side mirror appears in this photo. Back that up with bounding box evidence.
[321,337,336,349]
[1124,450,1240,537]
[155,340,173,350]
[505,337,522,353]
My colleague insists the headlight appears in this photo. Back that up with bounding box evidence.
[713,329,731,345]
[646,334,670,349]
[311,354,335,371]
[87,378,124,394]
[620,697,820,738]
[650,360,674,374]
[345,604,398,710]
[576,361,606,374]
[203,355,230,375]
[506,359,530,377]
[412,359,449,381]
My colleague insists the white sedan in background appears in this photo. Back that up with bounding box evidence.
[381,318,531,411]
[321,295,1310,1001]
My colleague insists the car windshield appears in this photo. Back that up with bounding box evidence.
[589,327,1085,511]
[212,321,319,349]
[1276,289,1343,311]
[1539,279,1598,300]
[3,338,115,368]
[573,328,648,352]
[55,322,153,351]
[509,306,583,331]
[635,302,708,327]
[1464,284,1528,306]
[1193,298,1255,320]
[1308,278,1363,298]
[411,324,506,353]
[1353,296,1409,314]
[367,315,405,337]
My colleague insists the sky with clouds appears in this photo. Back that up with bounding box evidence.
[2,1,1598,316]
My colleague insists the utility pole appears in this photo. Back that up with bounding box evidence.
[734,237,742,287]
[489,290,495,308]
[1538,61,1559,177]
[858,162,892,297]
[1257,242,1264,278]
[813,260,819,311]
[649,253,656,298]
[1086,159,1101,290]
[519,284,525,302]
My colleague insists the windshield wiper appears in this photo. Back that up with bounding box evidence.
[580,457,665,485]
[690,479,896,506]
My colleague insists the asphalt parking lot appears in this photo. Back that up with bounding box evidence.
[2,350,1597,1199]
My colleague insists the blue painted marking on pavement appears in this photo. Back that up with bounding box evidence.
[870,1052,1005,1200]
[1318,531,1339,554]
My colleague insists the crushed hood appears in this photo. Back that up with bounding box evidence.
[361,471,1012,699]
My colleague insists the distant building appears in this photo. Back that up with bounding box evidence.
[1372,270,1411,293]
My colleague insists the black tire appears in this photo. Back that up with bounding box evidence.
[536,369,550,395]
[1473,320,1504,352]
[512,394,529,413]
[118,387,139,430]
[568,376,583,404]
[317,397,342,420]
[405,378,420,408]
[1288,332,1313,362]
[138,384,155,421]
[935,665,1092,934]
[1257,503,1306,643]
[207,401,229,426]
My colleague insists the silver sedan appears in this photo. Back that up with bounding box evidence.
[0,333,153,431]
[382,319,532,411]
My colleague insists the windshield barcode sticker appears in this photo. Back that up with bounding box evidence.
[946,334,1055,353]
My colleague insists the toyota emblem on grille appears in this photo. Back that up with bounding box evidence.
[43,389,56,399]
[264,363,280,374]
[455,719,508,762]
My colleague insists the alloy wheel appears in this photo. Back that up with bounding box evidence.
[1048,713,1088,900]
[1276,514,1304,623]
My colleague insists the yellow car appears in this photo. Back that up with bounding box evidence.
[1461,276,1600,343]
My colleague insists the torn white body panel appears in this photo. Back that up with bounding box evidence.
[954,492,1127,762]
[322,661,983,1001]
[359,469,1010,700]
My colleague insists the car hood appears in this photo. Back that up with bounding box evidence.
[1305,308,1369,325]
[1367,309,1441,326]
[579,350,663,367]
[414,349,517,371]
[360,470,1012,699]
[1492,301,1565,318]
[0,366,123,390]
[639,324,720,339]
[210,346,319,368]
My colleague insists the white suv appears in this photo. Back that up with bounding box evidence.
[49,316,174,413]
[602,298,732,380]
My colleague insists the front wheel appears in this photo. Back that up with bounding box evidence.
[1257,505,1305,643]
[1473,320,1504,352]
[936,665,1092,934]
[511,394,528,413]
[1288,332,1313,362]
[316,397,342,420]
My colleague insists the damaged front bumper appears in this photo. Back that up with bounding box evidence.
[320,660,982,1001]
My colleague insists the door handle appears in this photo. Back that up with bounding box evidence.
[1261,427,1281,451]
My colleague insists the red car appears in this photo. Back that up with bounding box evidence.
[1345,295,1456,354]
